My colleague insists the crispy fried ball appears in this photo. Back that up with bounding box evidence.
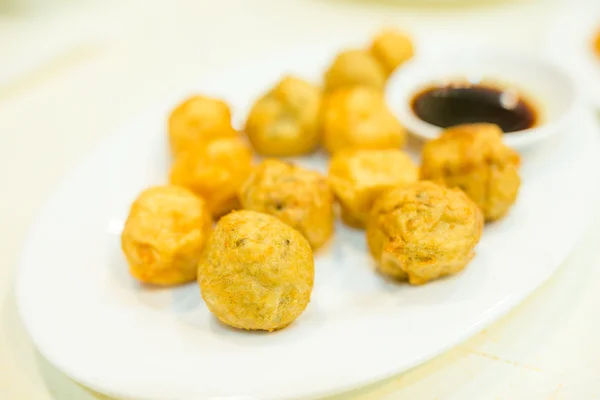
[324,49,386,92]
[328,149,418,229]
[594,29,600,58]
[321,87,406,154]
[199,210,314,331]
[239,159,334,250]
[168,95,237,155]
[121,185,212,285]
[421,123,521,221]
[245,76,322,156]
[369,29,414,77]
[367,181,483,285]
[170,137,252,218]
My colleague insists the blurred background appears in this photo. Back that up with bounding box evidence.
[1,0,599,399]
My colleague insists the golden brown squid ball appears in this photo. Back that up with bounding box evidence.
[245,76,322,156]
[328,149,418,229]
[367,181,483,285]
[321,87,406,154]
[324,49,386,92]
[170,137,252,218]
[199,210,314,331]
[421,123,521,221]
[121,185,212,286]
[168,95,237,155]
[369,29,414,77]
[239,159,334,250]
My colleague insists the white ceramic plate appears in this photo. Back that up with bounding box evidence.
[544,2,600,109]
[16,44,600,400]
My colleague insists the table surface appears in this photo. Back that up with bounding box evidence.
[1,0,599,399]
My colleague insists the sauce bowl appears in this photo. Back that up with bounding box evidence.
[386,46,578,150]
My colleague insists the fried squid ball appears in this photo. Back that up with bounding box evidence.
[199,210,314,331]
[421,123,521,221]
[170,137,252,218]
[121,185,212,285]
[245,76,322,156]
[239,159,334,249]
[324,49,386,92]
[369,29,414,77]
[328,149,418,229]
[367,181,483,285]
[168,95,237,154]
[321,87,406,154]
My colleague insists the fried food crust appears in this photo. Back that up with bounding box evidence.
[168,95,237,155]
[239,159,334,249]
[245,76,322,156]
[198,210,314,331]
[324,49,386,92]
[321,87,406,154]
[121,185,212,285]
[367,181,483,285]
[421,123,521,221]
[328,149,418,229]
[170,136,252,218]
[369,29,414,77]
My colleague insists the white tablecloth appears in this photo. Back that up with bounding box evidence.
[1,0,599,398]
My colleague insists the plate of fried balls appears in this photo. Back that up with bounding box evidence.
[16,29,600,400]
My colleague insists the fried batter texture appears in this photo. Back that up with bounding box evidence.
[245,76,322,156]
[170,136,252,218]
[367,181,483,285]
[324,49,386,92]
[328,149,418,228]
[168,95,237,155]
[121,185,212,285]
[369,29,414,77]
[421,123,521,221]
[198,210,314,331]
[321,87,406,154]
[239,159,334,249]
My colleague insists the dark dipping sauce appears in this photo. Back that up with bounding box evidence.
[411,83,537,133]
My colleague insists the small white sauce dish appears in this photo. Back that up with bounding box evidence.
[385,47,578,150]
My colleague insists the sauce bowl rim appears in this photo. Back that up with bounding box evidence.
[385,48,579,150]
